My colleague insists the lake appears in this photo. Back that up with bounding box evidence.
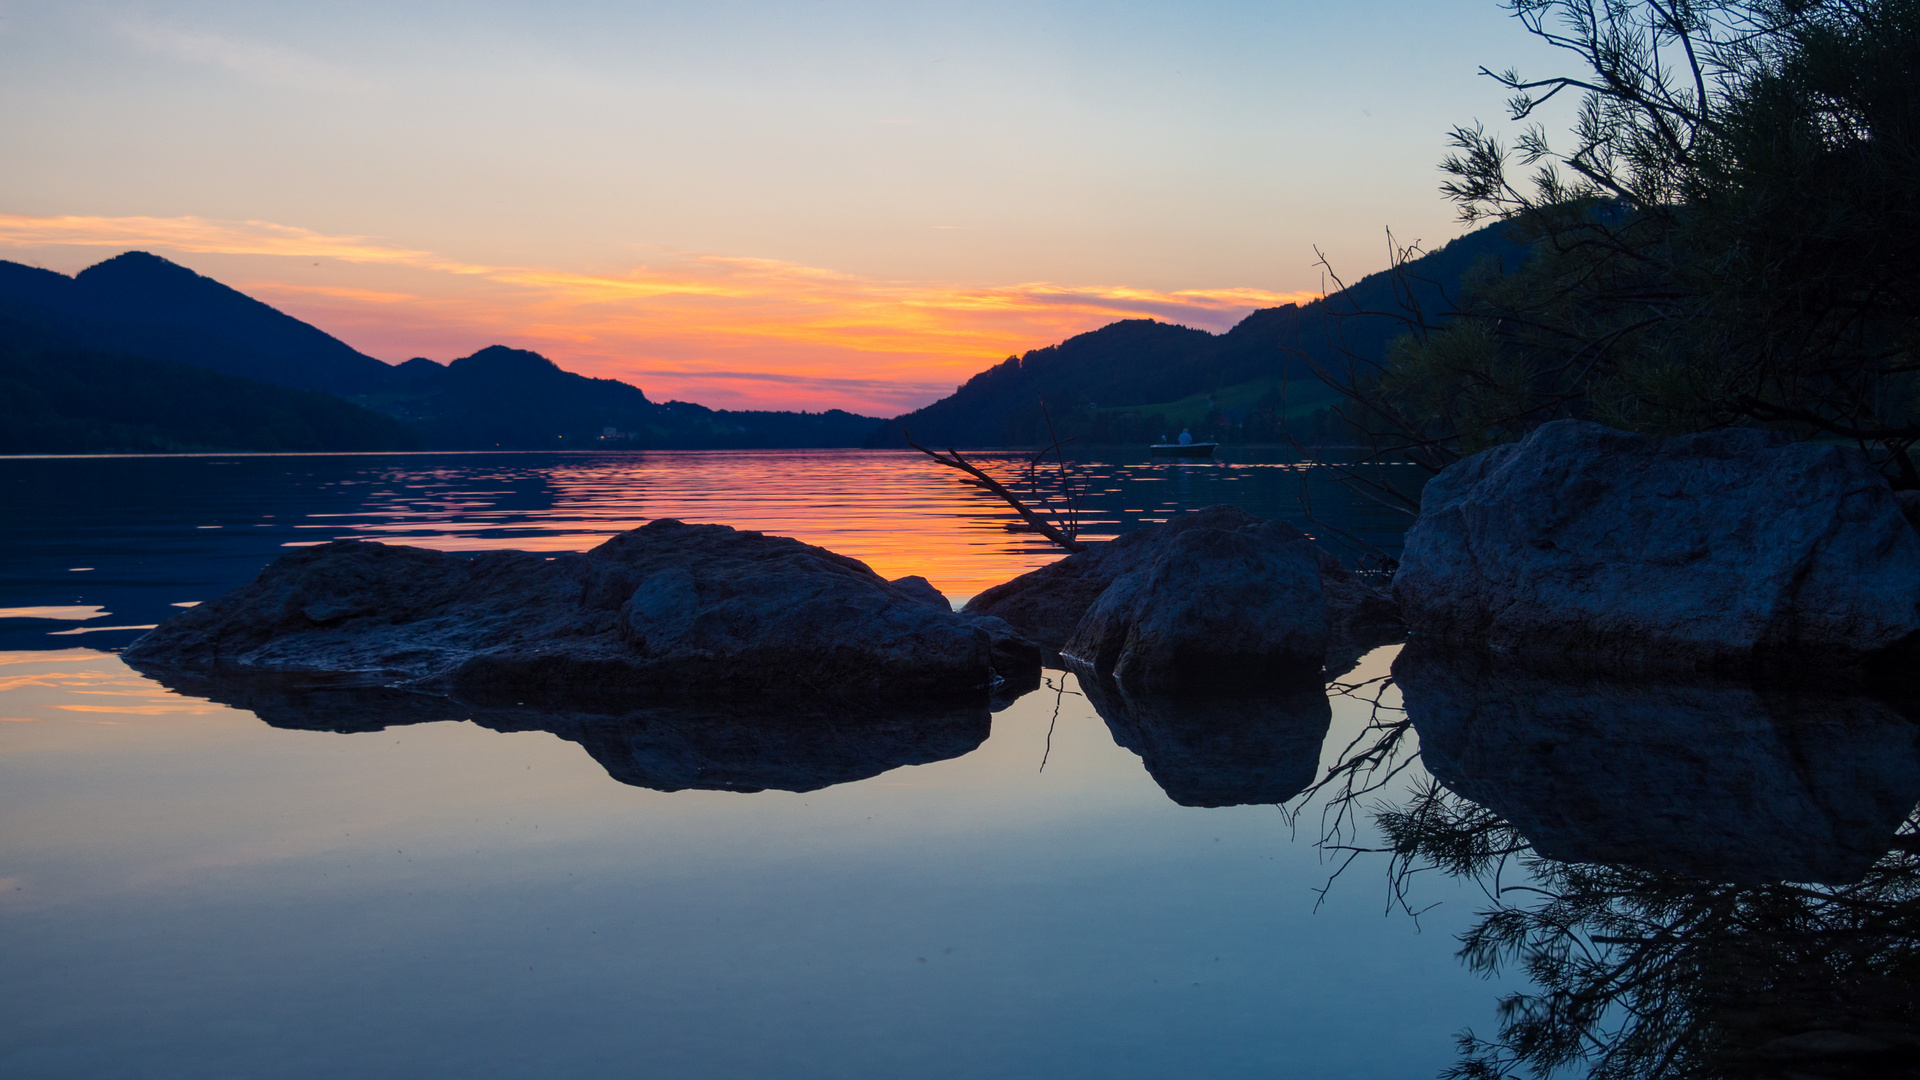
[3,449,1916,1079]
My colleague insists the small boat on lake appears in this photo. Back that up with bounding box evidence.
[1149,441,1218,458]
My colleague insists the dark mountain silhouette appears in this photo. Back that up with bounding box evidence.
[371,345,881,449]
[0,253,885,451]
[0,253,395,395]
[0,229,1521,455]
[0,310,420,453]
[373,345,655,449]
[867,221,1526,448]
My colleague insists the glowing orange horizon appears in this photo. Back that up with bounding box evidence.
[0,213,1322,415]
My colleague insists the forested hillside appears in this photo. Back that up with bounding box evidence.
[0,313,421,454]
[0,254,883,451]
[868,221,1524,448]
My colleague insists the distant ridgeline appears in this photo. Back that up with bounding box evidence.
[0,224,1522,454]
[868,221,1526,448]
[0,310,422,455]
[0,252,880,454]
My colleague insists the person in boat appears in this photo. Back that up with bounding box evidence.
[1178,428,1193,446]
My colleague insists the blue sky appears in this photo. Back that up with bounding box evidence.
[0,0,1569,411]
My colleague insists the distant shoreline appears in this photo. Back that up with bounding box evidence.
[0,442,1390,461]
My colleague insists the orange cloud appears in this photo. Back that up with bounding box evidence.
[0,214,456,268]
[0,214,1320,414]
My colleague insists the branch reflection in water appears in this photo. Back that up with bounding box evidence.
[1291,646,1920,1080]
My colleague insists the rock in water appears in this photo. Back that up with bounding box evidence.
[1396,419,1920,669]
[963,505,1399,678]
[963,508,1260,650]
[886,574,950,611]
[1063,521,1331,689]
[124,519,1035,702]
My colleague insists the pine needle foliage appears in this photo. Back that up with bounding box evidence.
[1368,0,1920,486]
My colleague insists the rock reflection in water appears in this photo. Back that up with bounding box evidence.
[139,669,991,794]
[1300,656,1920,1080]
[1395,647,1920,886]
[1382,786,1920,1080]
[1077,672,1331,807]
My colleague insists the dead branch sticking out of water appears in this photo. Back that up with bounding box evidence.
[1025,400,1085,542]
[904,429,1087,553]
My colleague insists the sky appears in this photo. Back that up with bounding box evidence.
[0,1,1565,415]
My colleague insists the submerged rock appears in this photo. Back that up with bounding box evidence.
[1396,646,1920,885]
[142,667,989,794]
[1395,419,1920,669]
[965,505,1398,686]
[124,519,1039,702]
[1077,672,1331,807]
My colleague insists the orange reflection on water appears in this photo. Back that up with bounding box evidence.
[326,450,1087,604]
[0,650,228,723]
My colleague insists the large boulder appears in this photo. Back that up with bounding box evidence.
[1050,514,1398,690]
[1396,646,1920,885]
[1063,521,1330,689]
[1395,420,1920,669]
[124,519,1038,702]
[963,506,1264,650]
[886,574,1043,694]
[964,505,1400,677]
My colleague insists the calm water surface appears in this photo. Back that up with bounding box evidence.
[0,447,1418,650]
[3,450,1916,1079]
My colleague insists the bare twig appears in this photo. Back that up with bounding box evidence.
[1030,398,1084,541]
[905,429,1088,553]
[1037,673,1081,773]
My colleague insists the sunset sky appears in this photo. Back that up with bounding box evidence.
[0,1,1560,415]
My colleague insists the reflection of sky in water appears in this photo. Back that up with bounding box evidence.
[0,647,1508,1079]
[11,453,1911,1076]
[0,449,1418,649]
[0,451,1496,1077]
[287,449,1407,590]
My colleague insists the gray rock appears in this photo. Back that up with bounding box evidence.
[124,519,1038,702]
[1310,545,1406,676]
[962,505,1263,650]
[1396,646,1920,885]
[1063,521,1331,690]
[887,575,950,610]
[963,614,1045,702]
[964,505,1400,682]
[1395,419,1920,669]
[874,575,1038,692]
